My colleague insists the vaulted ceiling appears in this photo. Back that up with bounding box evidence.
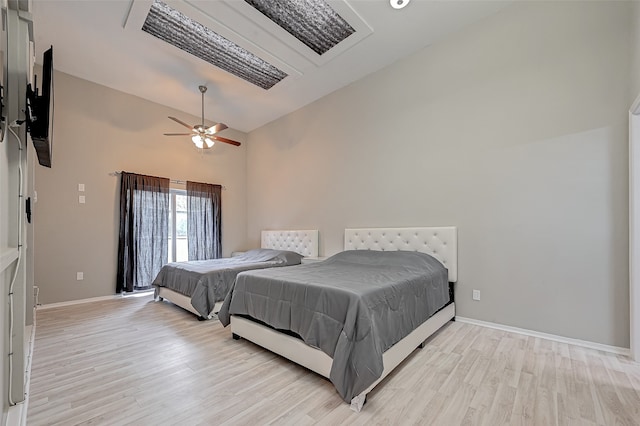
[32,0,509,133]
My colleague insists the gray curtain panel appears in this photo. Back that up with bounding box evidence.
[186,181,222,261]
[116,172,170,292]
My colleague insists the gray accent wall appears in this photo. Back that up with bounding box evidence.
[33,71,248,305]
[631,1,640,100]
[246,1,632,347]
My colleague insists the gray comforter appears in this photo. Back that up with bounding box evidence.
[218,249,450,403]
[152,249,303,317]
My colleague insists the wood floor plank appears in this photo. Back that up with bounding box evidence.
[461,406,486,426]
[532,386,557,426]
[511,371,537,423]
[430,382,477,425]
[556,392,579,424]
[482,382,516,425]
[27,296,640,425]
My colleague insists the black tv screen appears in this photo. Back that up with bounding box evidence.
[26,46,53,168]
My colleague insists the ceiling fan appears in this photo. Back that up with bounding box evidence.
[164,85,241,148]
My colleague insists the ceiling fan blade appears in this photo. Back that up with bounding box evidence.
[164,133,193,136]
[168,116,194,130]
[211,135,241,146]
[205,123,228,135]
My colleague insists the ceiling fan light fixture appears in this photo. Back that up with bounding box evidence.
[192,135,204,149]
[205,138,215,148]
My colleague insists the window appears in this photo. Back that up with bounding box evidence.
[117,174,221,292]
[168,189,188,262]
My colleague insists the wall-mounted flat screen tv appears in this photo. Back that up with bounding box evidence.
[26,45,53,168]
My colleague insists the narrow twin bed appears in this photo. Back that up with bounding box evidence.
[153,230,319,318]
[218,226,457,411]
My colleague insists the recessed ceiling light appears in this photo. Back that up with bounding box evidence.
[390,0,410,10]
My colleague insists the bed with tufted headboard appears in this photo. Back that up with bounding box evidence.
[219,226,457,411]
[260,230,319,257]
[153,230,318,319]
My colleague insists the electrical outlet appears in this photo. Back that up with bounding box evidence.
[77,272,84,281]
[472,289,481,301]
[79,195,86,204]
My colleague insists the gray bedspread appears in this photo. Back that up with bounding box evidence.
[152,249,303,317]
[218,249,450,403]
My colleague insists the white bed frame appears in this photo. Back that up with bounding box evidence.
[229,226,458,411]
[156,229,319,318]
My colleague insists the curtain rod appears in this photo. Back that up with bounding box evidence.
[109,171,226,190]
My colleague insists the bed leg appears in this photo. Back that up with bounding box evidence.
[350,393,366,412]
[232,333,241,340]
[418,341,427,349]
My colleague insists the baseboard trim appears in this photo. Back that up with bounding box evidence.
[5,400,25,426]
[455,316,631,357]
[37,291,154,310]
[37,294,122,310]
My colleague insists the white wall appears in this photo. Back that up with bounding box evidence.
[33,71,248,304]
[0,104,12,426]
[1,0,33,419]
[246,1,632,347]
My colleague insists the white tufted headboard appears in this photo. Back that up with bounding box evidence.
[261,230,319,258]
[344,227,457,282]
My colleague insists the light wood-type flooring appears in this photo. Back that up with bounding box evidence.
[27,295,640,425]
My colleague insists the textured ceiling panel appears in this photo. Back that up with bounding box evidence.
[142,0,287,90]
[244,0,355,55]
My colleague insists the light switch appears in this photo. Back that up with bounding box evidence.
[78,183,85,192]
[79,195,86,204]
